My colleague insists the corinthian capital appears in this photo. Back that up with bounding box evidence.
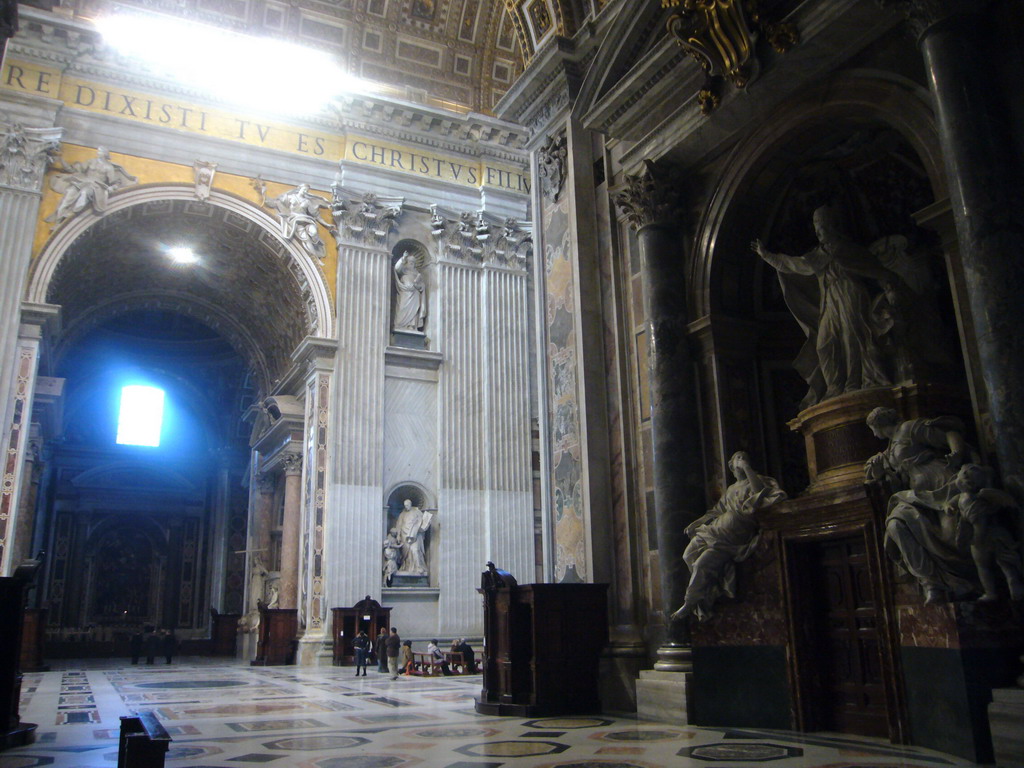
[0,120,62,193]
[612,160,684,231]
[877,0,982,40]
[282,452,303,476]
[331,181,404,249]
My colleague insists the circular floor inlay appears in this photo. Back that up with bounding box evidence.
[601,730,680,741]
[266,735,368,751]
[133,680,248,689]
[414,727,494,739]
[690,744,789,760]
[524,717,612,729]
[457,740,570,758]
[313,757,407,768]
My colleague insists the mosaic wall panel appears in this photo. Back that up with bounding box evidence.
[542,189,586,583]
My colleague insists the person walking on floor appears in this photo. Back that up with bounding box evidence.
[375,627,389,673]
[386,627,401,680]
[353,630,369,676]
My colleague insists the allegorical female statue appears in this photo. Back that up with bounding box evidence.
[47,146,137,226]
[256,179,334,262]
[865,407,980,603]
[671,451,787,621]
[393,251,426,331]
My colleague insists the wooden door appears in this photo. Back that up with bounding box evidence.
[800,536,889,737]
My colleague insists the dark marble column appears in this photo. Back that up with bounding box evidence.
[615,162,705,668]
[883,0,1024,489]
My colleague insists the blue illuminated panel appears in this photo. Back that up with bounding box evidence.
[116,385,165,447]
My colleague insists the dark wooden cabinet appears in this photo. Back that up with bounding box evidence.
[477,579,608,716]
[210,613,240,656]
[332,597,391,665]
[250,608,297,666]
[20,608,48,672]
[0,575,37,748]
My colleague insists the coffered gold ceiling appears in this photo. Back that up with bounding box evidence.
[59,0,542,113]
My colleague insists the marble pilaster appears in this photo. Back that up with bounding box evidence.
[326,188,402,609]
[207,450,232,617]
[279,453,303,611]
[882,0,1024,488]
[429,209,534,637]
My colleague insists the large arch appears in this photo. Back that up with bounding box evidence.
[27,185,335,386]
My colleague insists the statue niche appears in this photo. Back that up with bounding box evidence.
[390,243,430,349]
[384,484,437,588]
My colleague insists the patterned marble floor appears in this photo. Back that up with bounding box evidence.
[0,659,981,768]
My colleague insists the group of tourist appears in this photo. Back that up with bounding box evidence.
[351,627,476,678]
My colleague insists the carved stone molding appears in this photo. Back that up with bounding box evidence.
[282,452,303,476]
[430,205,532,269]
[876,0,981,39]
[537,131,568,203]
[331,182,404,250]
[611,160,684,231]
[193,160,216,202]
[0,119,61,193]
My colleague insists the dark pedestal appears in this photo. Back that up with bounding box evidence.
[20,608,48,672]
[476,582,609,716]
[332,597,391,665]
[250,608,297,666]
[211,613,240,656]
[0,576,36,749]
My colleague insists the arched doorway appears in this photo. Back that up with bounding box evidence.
[21,189,333,655]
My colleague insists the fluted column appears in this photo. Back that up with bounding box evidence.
[437,257,486,632]
[326,187,403,606]
[432,210,535,636]
[881,0,1024,487]
[483,262,533,582]
[614,162,703,666]
[279,453,303,610]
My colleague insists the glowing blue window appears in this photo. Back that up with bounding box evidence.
[116,385,165,447]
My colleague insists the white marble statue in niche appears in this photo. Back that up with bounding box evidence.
[671,451,787,621]
[395,499,433,576]
[255,178,334,263]
[393,251,427,331]
[865,407,982,604]
[46,146,137,227]
[752,205,900,408]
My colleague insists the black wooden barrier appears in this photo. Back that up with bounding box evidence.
[118,712,171,768]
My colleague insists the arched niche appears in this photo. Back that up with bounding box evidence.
[690,72,964,492]
[384,482,438,587]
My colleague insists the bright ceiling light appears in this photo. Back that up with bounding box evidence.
[167,246,198,265]
[95,12,368,115]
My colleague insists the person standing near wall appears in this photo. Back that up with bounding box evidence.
[386,627,401,680]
